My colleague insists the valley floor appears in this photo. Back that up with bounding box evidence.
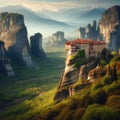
[0,47,65,120]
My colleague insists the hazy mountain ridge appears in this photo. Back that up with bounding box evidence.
[0,5,72,37]
[40,7,106,24]
[0,5,105,37]
[0,5,70,26]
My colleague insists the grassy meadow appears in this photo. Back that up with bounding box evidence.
[0,47,66,120]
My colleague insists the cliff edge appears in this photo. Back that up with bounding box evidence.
[99,5,120,51]
[0,12,33,67]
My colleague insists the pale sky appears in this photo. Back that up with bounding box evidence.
[0,0,120,12]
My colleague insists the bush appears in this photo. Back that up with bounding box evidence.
[74,107,85,120]
[104,81,120,93]
[82,104,120,120]
[108,90,120,97]
[43,109,59,120]
[111,55,120,62]
[90,89,107,104]
[78,49,85,58]
[79,95,93,108]
[70,49,87,68]
[55,107,74,120]
[74,57,87,68]
[102,75,113,85]
[106,95,120,110]
[100,59,107,66]
[68,97,81,110]
[111,51,117,56]
[93,84,104,90]
[117,70,120,80]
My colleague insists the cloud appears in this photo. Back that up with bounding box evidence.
[19,0,84,12]
[23,0,120,12]
[0,0,120,12]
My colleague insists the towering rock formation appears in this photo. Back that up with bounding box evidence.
[54,39,106,102]
[49,31,67,47]
[0,41,14,77]
[0,12,33,67]
[99,5,120,51]
[78,27,85,39]
[30,33,46,59]
[78,20,100,40]
[78,6,120,52]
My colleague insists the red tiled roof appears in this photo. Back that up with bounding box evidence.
[65,39,106,45]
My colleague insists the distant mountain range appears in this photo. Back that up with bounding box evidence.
[40,7,106,25]
[0,5,106,38]
[0,5,72,37]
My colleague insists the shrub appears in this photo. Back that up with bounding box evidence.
[104,81,120,93]
[55,107,74,120]
[74,107,85,120]
[79,94,93,108]
[108,90,120,97]
[117,70,120,80]
[111,51,117,56]
[74,57,87,68]
[82,104,120,120]
[102,75,113,85]
[68,97,81,110]
[43,109,59,120]
[106,95,120,110]
[78,49,85,58]
[111,55,120,62]
[93,84,104,90]
[70,49,87,68]
[100,59,107,66]
[61,110,74,120]
[90,89,107,104]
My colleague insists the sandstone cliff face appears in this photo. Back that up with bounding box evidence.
[99,6,120,51]
[0,12,33,67]
[54,51,98,102]
[88,66,106,81]
[30,33,46,59]
[0,41,14,77]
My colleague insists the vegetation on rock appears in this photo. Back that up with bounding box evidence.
[70,49,87,68]
[41,54,120,120]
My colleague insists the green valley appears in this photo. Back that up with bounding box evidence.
[0,48,65,120]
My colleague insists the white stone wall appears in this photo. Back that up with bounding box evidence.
[66,43,106,59]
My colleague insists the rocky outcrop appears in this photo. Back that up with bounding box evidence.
[69,83,88,96]
[54,44,110,102]
[54,88,69,102]
[0,12,33,67]
[58,68,79,89]
[99,5,120,51]
[78,6,120,52]
[88,66,106,81]
[48,31,67,47]
[78,20,102,40]
[54,51,99,102]
[30,33,46,59]
[0,41,14,77]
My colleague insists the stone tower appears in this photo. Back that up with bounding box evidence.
[30,33,46,59]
